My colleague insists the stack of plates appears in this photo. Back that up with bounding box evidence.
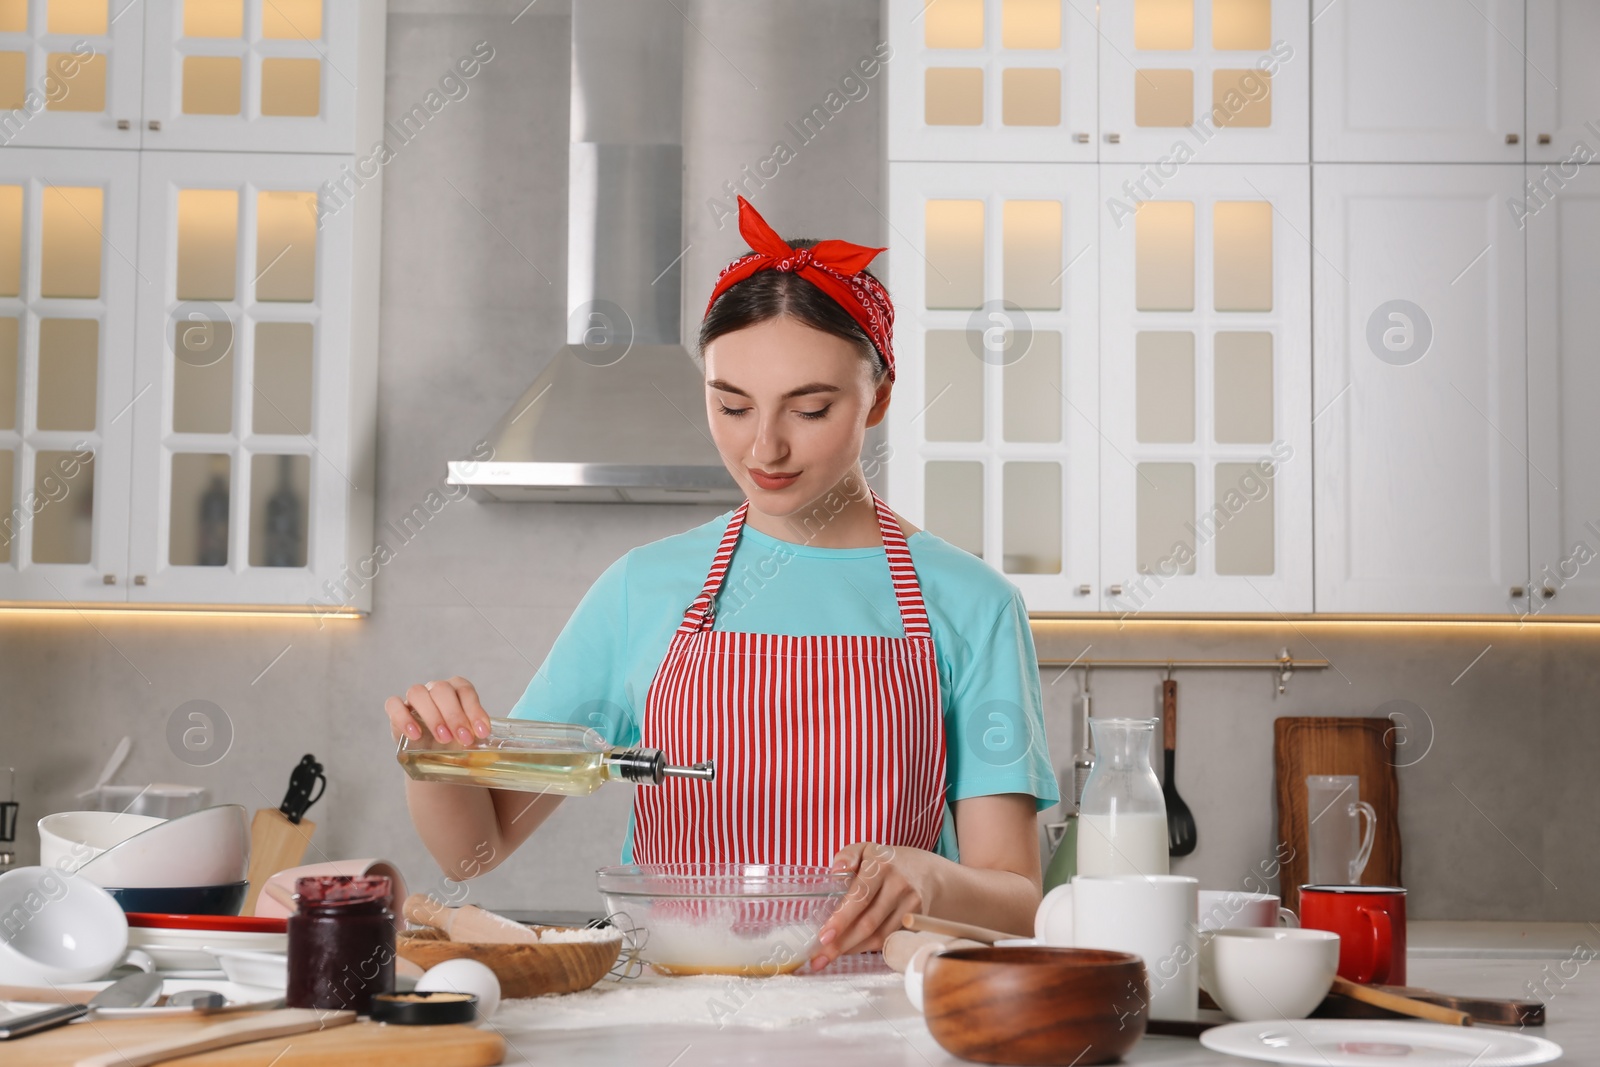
[126,913,286,977]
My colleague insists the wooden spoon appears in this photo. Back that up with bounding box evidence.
[1330,976,1471,1026]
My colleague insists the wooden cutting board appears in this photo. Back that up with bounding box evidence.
[1273,716,1402,913]
[7,1015,503,1066]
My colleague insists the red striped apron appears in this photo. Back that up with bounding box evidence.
[632,490,948,867]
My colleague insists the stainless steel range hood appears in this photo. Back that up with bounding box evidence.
[447,0,740,504]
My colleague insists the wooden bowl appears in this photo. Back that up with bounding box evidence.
[923,946,1148,1066]
[396,926,621,998]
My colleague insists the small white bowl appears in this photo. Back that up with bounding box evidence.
[207,947,288,990]
[75,805,249,889]
[38,811,166,873]
[1199,927,1340,1021]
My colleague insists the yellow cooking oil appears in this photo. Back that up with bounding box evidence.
[395,716,715,794]
[396,747,610,796]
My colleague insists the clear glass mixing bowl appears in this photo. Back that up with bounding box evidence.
[595,863,851,977]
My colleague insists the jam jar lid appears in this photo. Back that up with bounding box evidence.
[293,874,393,908]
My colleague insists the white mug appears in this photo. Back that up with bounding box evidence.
[0,866,153,984]
[1035,874,1199,1022]
[1197,890,1299,932]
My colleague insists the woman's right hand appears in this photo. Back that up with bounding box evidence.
[383,676,493,746]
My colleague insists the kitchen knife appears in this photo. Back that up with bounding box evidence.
[243,754,326,913]
[0,971,163,1039]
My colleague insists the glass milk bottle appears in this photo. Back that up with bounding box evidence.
[1075,718,1170,876]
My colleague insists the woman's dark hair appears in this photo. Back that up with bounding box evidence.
[697,239,888,382]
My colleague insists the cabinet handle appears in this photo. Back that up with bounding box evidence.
[1074,132,1090,144]
[147,119,161,131]
[102,574,117,585]
[1108,583,1124,596]
[1509,585,1526,598]
[1105,132,1121,144]
[1506,133,1519,144]
[1538,133,1552,145]
[1075,583,1092,596]
[1541,584,1556,599]
[134,575,148,587]
[116,119,130,130]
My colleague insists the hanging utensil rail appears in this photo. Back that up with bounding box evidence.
[1038,648,1329,693]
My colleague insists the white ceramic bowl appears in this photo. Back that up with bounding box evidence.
[75,804,249,889]
[1199,927,1340,1021]
[0,867,132,984]
[209,948,289,989]
[38,811,166,873]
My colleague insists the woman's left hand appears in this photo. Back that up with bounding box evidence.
[810,841,941,971]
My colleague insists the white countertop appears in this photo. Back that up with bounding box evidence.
[484,926,1599,1066]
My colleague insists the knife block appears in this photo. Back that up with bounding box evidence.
[243,808,316,913]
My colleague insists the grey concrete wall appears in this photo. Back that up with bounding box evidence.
[1,1,1593,924]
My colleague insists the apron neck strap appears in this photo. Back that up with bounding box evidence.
[677,490,932,639]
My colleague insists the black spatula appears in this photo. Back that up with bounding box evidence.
[1163,678,1197,856]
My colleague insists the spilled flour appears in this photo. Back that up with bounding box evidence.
[494,968,904,1031]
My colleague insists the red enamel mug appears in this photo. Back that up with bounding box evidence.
[1299,885,1406,985]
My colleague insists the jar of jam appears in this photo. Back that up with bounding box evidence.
[286,875,395,1013]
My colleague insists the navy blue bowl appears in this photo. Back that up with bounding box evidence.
[102,881,248,916]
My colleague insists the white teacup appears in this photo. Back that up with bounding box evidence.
[1198,927,1340,1021]
[1198,890,1299,931]
[0,866,153,983]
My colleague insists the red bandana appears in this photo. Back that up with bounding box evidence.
[704,195,896,382]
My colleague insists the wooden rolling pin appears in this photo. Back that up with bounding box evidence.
[402,893,541,944]
[902,913,1029,944]
[882,930,984,973]
[1330,976,1471,1026]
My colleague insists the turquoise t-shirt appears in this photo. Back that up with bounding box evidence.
[508,510,1060,863]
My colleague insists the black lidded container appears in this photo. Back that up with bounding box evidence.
[286,874,395,1014]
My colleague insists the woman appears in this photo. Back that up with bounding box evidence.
[385,197,1058,970]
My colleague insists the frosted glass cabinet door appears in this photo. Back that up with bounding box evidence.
[886,162,1100,610]
[1312,165,1527,614]
[1525,0,1600,165]
[139,0,365,153]
[128,151,353,605]
[1313,0,1525,162]
[887,0,1099,162]
[0,0,146,149]
[0,148,137,602]
[1096,0,1308,163]
[1526,163,1600,615]
[1098,163,1311,613]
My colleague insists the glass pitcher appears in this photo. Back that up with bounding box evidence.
[1075,718,1169,877]
[1306,774,1376,884]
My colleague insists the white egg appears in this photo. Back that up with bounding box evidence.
[416,958,501,1020]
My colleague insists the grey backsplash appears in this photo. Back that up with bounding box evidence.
[3,3,1593,923]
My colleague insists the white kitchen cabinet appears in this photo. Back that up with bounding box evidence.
[1526,163,1600,616]
[0,0,146,150]
[887,0,1098,162]
[1099,164,1311,614]
[1097,0,1307,164]
[1313,0,1526,163]
[1313,165,1528,614]
[1526,0,1600,166]
[126,150,364,607]
[886,162,1101,610]
[0,148,138,602]
[140,0,367,154]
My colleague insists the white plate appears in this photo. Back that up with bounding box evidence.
[1200,1020,1563,1066]
[128,926,287,971]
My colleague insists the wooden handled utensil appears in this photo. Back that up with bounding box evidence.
[72,1009,355,1067]
[1329,976,1471,1026]
[902,913,1029,944]
[402,893,542,944]
[1163,678,1197,856]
